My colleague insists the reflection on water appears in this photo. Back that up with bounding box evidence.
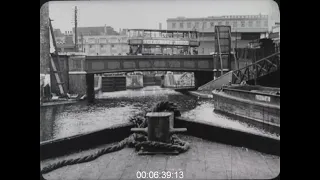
[40,86,278,142]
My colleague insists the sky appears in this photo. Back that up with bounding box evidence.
[47,0,279,33]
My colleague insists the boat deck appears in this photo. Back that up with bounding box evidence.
[42,135,280,180]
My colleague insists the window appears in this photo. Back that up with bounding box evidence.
[101,45,104,48]
[233,21,237,27]
[256,20,261,27]
[225,21,230,26]
[180,22,184,29]
[218,21,222,25]
[172,23,176,28]
[195,22,199,28]
[210,22,214,28]
[187,22,191,28]
[264,20,268,27]
[241,21,245,27]
[89,45,92,48]
[203,22,207,29]
[248,21,253,27]
[111,44,115,48]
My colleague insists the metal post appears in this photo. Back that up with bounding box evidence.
[74,6,78,52]
[86,74,95,103]
[81,33,84,52]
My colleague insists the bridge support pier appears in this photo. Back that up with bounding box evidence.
[86,74,95,103]
[194,71,214,89]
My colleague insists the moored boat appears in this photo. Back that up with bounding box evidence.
[212,84,280,134]
[40,103,280,180]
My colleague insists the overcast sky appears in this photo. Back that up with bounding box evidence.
[48,0,279,33]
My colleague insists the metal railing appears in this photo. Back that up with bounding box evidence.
[232,51,280,84]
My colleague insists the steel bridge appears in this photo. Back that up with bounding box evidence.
[85,55,214,74]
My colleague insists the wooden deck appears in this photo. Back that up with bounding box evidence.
[42,135,280,180]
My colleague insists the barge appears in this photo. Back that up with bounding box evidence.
[40,104,280,180]
[212,85,280,134]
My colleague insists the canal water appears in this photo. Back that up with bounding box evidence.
[40,86,279,142]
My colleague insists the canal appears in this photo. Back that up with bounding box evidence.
[40,86,279,142]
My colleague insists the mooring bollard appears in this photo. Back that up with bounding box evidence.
[131,112,187,143]
[131,112,187,154]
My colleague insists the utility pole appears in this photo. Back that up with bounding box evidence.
[235,30,238,49]
[74,6,78,52]
[202,18,205,54]
[81,33,84,52]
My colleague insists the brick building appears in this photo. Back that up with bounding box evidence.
[74,27,129,55]
[167,15,274,54]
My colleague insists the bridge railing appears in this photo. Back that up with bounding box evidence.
[232,51,280,84]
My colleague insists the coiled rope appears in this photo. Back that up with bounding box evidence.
[41,101,189,175]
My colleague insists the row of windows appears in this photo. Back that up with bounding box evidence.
[86,44,116,48]
[78,38,128,44]
[220,15,268,19]
[84,44,130,49]
[172,20,268,29]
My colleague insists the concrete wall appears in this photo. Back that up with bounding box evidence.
[198,71,233,91]
[68,56,87,95]
[175,73,195,87]
[69,74,87,95]
[163,74,176,87]
[126,75,143,89]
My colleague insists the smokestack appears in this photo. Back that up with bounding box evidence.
[159,23,162,30]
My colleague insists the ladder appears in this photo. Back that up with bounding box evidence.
[49,19,66,96]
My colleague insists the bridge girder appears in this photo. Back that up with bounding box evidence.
[85,55,215,74]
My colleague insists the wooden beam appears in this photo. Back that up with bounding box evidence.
[216,27,224,76]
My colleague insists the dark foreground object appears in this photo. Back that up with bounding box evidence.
[40,118,280,179]
[42,135,279,180]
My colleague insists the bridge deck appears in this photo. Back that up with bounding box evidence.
[85,55,214,74]
[42,135,280,180]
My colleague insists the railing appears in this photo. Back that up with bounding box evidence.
[232,51,280,84]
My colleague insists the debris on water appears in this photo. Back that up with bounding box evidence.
[52,96,59,100]
[80,95,86,100]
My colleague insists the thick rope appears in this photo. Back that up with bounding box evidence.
[41,133,189,174]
